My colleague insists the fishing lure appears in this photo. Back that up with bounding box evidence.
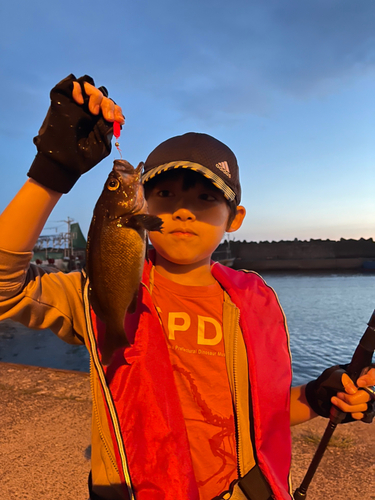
[113,121,122,158]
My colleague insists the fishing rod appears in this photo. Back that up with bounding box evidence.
[293,310,375,500]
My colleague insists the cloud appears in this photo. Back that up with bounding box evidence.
[262,1,375,92]
[121,0,375,121]
[1,0,374,126]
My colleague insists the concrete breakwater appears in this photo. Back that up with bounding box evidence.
[212,238,375,271]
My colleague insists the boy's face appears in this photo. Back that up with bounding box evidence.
[146,171,243,267]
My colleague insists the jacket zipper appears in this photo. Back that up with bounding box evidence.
[83,277,135,500]
[89,357,119,473]
[233,308,244,479]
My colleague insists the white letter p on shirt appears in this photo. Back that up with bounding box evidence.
[168,312,191,340]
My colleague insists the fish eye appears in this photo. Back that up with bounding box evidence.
[107,179,120,191]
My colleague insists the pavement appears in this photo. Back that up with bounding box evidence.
[0,362,91,499]
[0,362,374,500]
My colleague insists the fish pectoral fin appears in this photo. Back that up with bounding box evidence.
[128,214,163,232]
[146,238,150,262]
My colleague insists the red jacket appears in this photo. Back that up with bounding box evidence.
[85,260,293,499]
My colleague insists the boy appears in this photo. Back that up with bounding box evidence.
[0,75,374,500]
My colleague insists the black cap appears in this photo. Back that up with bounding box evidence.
[142,132,241,204]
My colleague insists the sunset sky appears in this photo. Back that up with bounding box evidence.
[1,0,374,243]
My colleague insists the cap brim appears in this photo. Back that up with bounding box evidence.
[141,161,236,202]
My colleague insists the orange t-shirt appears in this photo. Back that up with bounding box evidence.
[152,271,237,499]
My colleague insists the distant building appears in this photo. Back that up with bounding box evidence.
[32,222,87,272]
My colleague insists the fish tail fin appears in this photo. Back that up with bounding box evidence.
[101,323,130,366]
[128,292,138,314]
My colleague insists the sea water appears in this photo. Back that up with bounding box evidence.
[263,271,375,385]
[0,272,374,385]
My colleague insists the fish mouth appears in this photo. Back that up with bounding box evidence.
[113,159,138,174]
[113,160,143,179]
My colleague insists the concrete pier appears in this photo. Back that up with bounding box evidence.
[0,362,374,499]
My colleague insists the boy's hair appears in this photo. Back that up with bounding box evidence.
[143,168,238,229]
[142,132,242,206]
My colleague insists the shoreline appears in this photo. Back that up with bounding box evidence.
[233,257,375,272]
[213,237,375,272]
[1,361,374,499]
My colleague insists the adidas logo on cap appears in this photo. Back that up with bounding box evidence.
[215,161,231,178]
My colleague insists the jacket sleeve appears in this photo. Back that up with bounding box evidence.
[0,247,87,345]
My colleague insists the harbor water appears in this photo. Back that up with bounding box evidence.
[0,272,374,386]
[263,271,375,385]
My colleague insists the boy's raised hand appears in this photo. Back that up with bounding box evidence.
[27,74,125,194]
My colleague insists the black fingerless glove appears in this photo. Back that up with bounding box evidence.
[305,364,375,424]
[305,365,355,423]
[361,399,375,424]
[27,74,113,193]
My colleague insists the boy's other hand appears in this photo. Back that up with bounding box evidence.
[27,74,124,194]
[305,364,375,423]
[332,368,375,421]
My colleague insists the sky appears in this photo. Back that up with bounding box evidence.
[0,0,374,243]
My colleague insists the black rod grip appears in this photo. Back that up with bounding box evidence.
[330,309,375,424]
[345,309,375,383]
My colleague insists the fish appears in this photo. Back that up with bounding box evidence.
[86,159,163,365]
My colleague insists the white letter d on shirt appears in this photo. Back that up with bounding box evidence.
[197,316,222,346]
